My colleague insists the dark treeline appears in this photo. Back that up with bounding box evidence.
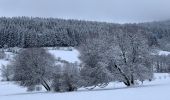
[139,21,170,51]
[0,17,117,48]
[1,17,169,48]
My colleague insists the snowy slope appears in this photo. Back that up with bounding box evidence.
[0,73,170,100]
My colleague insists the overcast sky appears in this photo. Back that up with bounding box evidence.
[0,0,170,23]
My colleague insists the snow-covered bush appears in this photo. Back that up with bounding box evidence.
[52,63,81,92]
[78,37,115,88]
[12,48,55,91]
[0,50,5,59]
[0,64,14,81]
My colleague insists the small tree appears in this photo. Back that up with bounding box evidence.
[0,50,5,59]
[52,62,81,92]
[12,48,55,91]
[78,38,114,88]
[0,64,13,81]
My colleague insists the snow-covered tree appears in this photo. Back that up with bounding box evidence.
[52,62,81,92]
[112,30,153,86]
[153,55,170,73]
[0,50,5,59]
[78,37,114,88]
[12,48,55,91]
[78,29,153,87]
[0,64,13,81]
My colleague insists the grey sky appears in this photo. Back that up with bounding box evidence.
[0,0,170,23]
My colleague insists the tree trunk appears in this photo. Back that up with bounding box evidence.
[130,75,134,85]
[114,64,131,86]
[124,81,131,86]
[42,83,50,91]
[41,78,51,91]
[6,77,10,81]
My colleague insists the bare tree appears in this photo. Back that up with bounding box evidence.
[0,49,5,59]
[52,62,81,92]
[0,64,13,81]
[78,37,115,88]
[113,30,153,86]
[153,55,169,72]
[12,48,55,91]
[78,29,153,88]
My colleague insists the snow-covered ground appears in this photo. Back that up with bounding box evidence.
[157,50,170,56]
[0,73,170,100]
[158,51,170,56]
[48,49,80,63]
[0,49,170,100]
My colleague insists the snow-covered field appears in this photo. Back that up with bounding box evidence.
[158,51,170,56]
[0,49,170,100]
[48,49,80,63]
[156,50,170,56]
[0,73,170,100]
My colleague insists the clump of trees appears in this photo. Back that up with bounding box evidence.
[7,48,81,92]
[1,31,154,92]
[1,17,168,49]
[152,55,170,73]
[78,29,153,87]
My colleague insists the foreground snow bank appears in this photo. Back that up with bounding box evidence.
[0,73,170,100]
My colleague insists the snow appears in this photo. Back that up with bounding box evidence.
[0,82,27,96]
[0,73,170,100]
[158,50,170,56]
[48,49,80,63]
[151,50,170,56]
[0,59,9,66]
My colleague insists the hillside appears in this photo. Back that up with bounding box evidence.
[1,17,170,49]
